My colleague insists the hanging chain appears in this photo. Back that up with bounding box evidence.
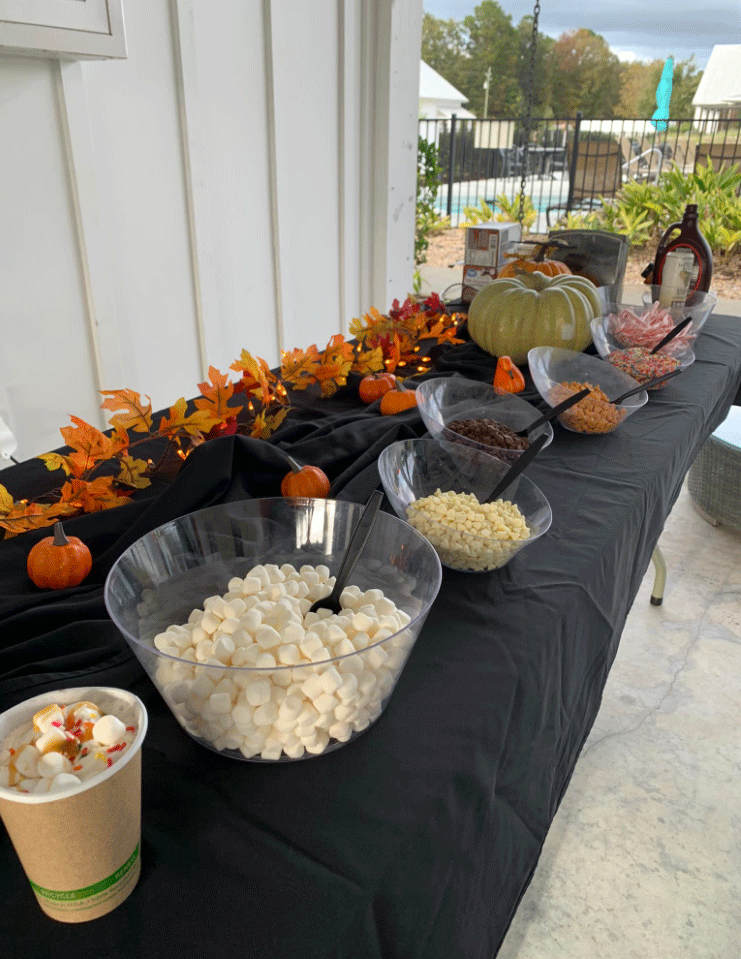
[518,0,540,225]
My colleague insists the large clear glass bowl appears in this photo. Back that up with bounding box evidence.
[104,499,442,762]
[378,438,552,573]
[528,346,648,434]
[416,376,554,465]
[590,315,695,383]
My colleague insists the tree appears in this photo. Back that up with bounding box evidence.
[549,29,622,117]
[459,1,521,117]
[616,61,648,117]
[421,13,467,98]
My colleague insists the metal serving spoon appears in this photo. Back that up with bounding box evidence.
[515,388,591,436]
[308,489,384,615]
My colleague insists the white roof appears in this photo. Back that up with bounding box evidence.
[693,45,741,107]
[419,61,468,105]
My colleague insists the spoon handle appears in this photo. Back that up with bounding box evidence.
[327,489,384,600]
[650,315,693,354]
[487,432,549,502]
[612,368,683,403]
[519,387,591,435]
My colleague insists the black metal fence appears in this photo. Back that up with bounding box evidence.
[418,113,741,229]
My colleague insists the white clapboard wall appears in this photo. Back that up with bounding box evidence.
[0,0,422,461]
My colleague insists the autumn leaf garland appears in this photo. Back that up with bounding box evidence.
[0,295,463,537]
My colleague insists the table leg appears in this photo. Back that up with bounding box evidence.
[650,545,667,606]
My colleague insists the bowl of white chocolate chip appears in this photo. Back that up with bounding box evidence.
[378,439,552,573]
[104,498,442,762]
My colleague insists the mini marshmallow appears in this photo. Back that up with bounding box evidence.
[228,576,245,592]
[281,622,305,645]
[333,702,357,722]
[35,751,72,778]
[204,595,228,618]
[255,653,277,669]
[212,636,236,663]
[241,575,263,595]
[366,645,389,670]
[300,675,325,700]
[305,732,330,755]
[265,564,285,583]
[201,611,221,634]
[224,598,246,618]
[253,703,279,726]
[255,626,281,650]
[35,727,72,755]
[12,744,40,778]
[278,695,303,720]
[319,667,343,694]
[245,680,271,707]
[328,721,352,743]
[49,773,82,792]
[209,693,233,715]
[336,674,358,702]
[300,635,324,658]
[277,644,300,665]
[91,715,127,747]
[313,692,338,715]
[214,618,239,637]
[335,638,356,657]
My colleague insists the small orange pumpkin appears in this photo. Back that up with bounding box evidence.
[380,383,418,415]
[493,355,526,394]
[498,241,571,279]
[498,257,571,279]
[359,372,397,404]
[280,456,331,498]
[27,522,93,590]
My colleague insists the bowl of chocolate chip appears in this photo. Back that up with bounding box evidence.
[416,376,554,465]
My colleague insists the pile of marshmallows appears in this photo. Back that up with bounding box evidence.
[1,701,134,794]
[148,564,414,760]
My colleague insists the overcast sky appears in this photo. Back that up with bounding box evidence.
[422,0,740,70]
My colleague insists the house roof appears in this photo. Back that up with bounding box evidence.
[419,61,468,105]
[692,45,741,107]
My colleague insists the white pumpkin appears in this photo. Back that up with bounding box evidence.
[467,272,601,364]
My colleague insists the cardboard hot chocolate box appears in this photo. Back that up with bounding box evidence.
[462,221,522,303]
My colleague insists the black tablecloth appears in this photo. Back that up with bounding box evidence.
[2,317,741,959]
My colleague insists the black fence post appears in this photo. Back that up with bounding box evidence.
[566,111,582,216]
[446,114,457,218]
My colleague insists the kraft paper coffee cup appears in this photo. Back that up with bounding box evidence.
[0,686,147,923]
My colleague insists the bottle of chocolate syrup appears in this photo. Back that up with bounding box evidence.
[647,204,713,297]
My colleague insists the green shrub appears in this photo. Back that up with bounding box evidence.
[415,136,450,292]
[565,160,741,256]
[459,194,538,233]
